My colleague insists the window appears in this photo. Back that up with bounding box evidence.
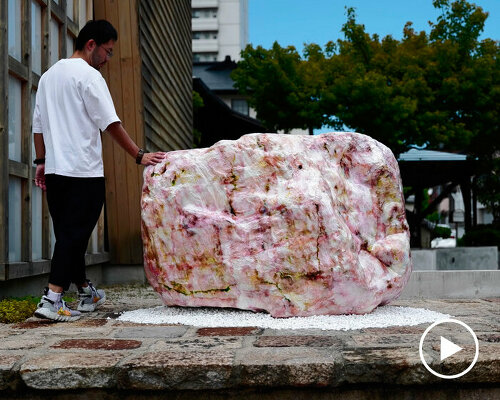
[67,0,75,21]
[193,52,218,62]
[232,99,249,116]
[66,34,75,57]
[193,31,218,40]
[50,19,60,66]
[8,76,22,162]
[31,0,42,75]
[8,0,21,61]
[192,9,217,19]
[32,183,43,260]
[8,178,22,262]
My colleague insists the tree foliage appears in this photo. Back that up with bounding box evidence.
[232,0,499,160]
[232,43,325,133]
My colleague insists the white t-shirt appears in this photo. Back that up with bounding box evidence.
[32,58,120,177]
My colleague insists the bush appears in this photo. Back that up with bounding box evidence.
[460,225,500,248]
[0,298,38,323]
[432,225,452,240]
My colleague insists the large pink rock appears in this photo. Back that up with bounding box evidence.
[141,133,412,317]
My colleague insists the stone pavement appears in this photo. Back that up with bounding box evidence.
[0,284,499,399]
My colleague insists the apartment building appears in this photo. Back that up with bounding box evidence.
[192,0,248,62]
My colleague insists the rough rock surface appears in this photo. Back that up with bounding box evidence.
[141,132,412,317]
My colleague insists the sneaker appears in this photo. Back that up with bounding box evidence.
[77,280,106,312]
[34,290,81,322]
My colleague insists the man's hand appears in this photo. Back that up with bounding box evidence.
[35,164,46,191]
[141,152,166,166]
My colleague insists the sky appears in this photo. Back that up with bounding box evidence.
[248,0,500,52]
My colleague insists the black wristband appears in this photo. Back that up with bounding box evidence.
[136,148,144,164]
[34,158,45,165]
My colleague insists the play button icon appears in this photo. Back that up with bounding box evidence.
[419,318,479,379]
[440,336,463,361]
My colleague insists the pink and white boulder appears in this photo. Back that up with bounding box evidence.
[141,132,412,317]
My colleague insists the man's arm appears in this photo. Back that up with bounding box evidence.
[33,133,46,191]
[105,121,165,165]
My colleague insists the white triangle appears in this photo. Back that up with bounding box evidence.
[440,336,463,361]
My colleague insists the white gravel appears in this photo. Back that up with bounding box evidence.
[117,305,450,331]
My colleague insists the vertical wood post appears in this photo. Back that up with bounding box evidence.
[0,0,8,266]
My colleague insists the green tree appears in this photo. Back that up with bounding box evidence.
[232,0,498,161]
[232,42,325,133]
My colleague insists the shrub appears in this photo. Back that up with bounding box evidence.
[460,225,500,248]
[0,298,38,323]
[432,225,452,240]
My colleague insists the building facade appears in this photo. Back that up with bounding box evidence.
[192,0,248,62]
[0,0,193,294]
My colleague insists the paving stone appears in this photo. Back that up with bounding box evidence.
[0,336,46,350]
[253,335,341,348]
[359,326,426,335]
[341,347,430,385]
[0,354,23,390]
[12,320,58,329]
[113,321,183,327]
[119,349,234,390]
[478,333,500,343]
[149,337,242,351]
[235,347,341,387]
[0,284,497,394]
[20,352,125,389]
[16,324,113,337]
[261,328,349,336]
[113,326,188,338]
[348,333,421,348]
[51,339,142,350]
[466,343,500,382]
[72,319,109,327]
[420,343,500,383]
[196,327,261,336]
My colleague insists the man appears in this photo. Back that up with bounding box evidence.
[32,20,165,321]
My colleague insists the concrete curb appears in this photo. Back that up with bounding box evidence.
[400,270,500,298]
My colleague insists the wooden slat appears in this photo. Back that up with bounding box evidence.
[67,18,78,36]
[138,0,193,151]
[50,0,64,22]
[8,160,29,179]
[21,0,33,262]
[102,0,132,264]
[5,260,51,280]
[140,37,193,133]
[60,0,68,58]
[40,0,51,260]
[32,71,40,88]
[8,56,29,81]
[116,0,141,262]
[41,187,50,259]
[95,0,192,265]
[97,209,105,253]
[0,0,8,264]
[140,5,193,116]
[141,69,192,142]
[122,0,143,262]
[95,0,119,264]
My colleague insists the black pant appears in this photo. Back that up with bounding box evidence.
[45,174,105,291]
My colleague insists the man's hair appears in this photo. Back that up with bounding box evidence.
[75,20,118,50]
